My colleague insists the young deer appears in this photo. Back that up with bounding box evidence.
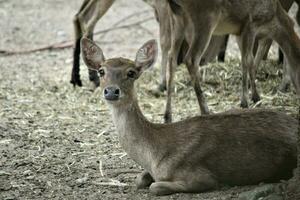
[81,38,297,195]
[164,0,300,122]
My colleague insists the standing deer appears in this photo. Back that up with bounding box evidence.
[220,0,300,64]
[154,0,229,91]
[163,0,300,122]
[70,0,228,91]
[81,38,297,195]
[159,0,300,96]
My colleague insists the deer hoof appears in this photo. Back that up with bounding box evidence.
[136,171,153,189]
[278,83,290,93]
[240,99,248,108]
[251,93,261,103]
[158,83,167,92]
[164,112,172,124]
[70,78,82,87]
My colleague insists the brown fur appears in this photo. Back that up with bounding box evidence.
[163,0,300,123]
[81,38,297,196]
[70,0,233,92]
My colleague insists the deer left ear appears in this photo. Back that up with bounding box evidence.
[135,39,158,74]
[81,37,105,71]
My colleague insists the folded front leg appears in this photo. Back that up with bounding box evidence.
[149,172,217,196]
[136,171,154,189]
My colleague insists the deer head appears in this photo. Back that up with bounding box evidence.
[81,38,158,105]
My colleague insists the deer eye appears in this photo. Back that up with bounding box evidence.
[127,70,136,79]
[98,69,105,77]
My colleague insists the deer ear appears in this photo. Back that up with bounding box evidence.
[81,38,105,71]
[135,39,158,74]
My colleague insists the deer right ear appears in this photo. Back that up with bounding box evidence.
[81,38,105,71]
[135,39,158,74]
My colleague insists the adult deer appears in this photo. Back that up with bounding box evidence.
[164,0,300,122]
[81,38,297,195]
[221,0,300,61]
[70,0,227,91]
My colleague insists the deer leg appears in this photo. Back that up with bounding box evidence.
[184,16,218,115]
[159,41,169,92]
[236,23,256,108]
[236,36,248,108]
[254,38,272,67]
[149,181,187,196]
[297,6,300,27]
[136,171,154,189]
[201,35,227,66]
[217,35,229,62]
[278,48,284,64]
[249,38,274,103]
[149,172,216,195]
[155,5,171,92]
[164,37,183,123]
[272,7,300,94]
[82,0,114,88]
[75,0,115,88]
[71,0,91,87]
[278,58,291,93]
[164,15,184,123]
[71,15,83,87]
[185,54,209,115]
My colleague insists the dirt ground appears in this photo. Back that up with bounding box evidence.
[0,0,299,199]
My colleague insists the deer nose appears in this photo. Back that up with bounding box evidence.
[104,86,120,101]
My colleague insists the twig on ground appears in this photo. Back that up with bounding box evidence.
[111,9,152,28]
[93,17,154,36]
[0,17,155,56]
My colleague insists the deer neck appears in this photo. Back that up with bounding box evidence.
[107,92,155,170]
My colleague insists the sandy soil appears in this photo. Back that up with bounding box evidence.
[0,0,299,199]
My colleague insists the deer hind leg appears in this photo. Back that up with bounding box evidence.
[159,38,169,92]
[297,5,300,27]
[154,4,171,92]
[71,0,91,87]
[278,48,284,64]
[163,14,184,123]
[83,0,115,88]
[272,5,300,94]
[249,38,274,103]
[254,38,272,67]
[217,35,229,62]
[74,0,115,88]
[201,35,227,66]
[183,15,220,115]
[278,58,291,92]
[185,53,209,115]
[164,33,183,123]
[236,22,257,108]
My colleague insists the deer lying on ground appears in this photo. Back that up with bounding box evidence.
[164,0,300,122]
[81,38,297,195]
[70,0,228,91]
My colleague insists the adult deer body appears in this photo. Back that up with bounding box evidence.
[164,0,300,122]
[211,0,300,93]
[71,0,227,90]
[81,38,297,195]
